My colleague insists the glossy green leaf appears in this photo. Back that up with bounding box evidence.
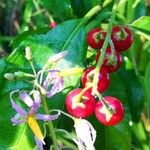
[131,16,150,40]
[132,17,150,32]
[7,20,87,92]
[118,66,144,122]
[11,27,50,49]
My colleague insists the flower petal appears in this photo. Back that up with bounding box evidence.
[19,91,33,107]
[74,119,96,150]
[72,138,85,150]
[11,114,25,125]
[10,91,27,116]
[34,136,44,150]
[46,77,64,98]
[43,70,59,90]
[29,91,41,114]
[35,113,59,121]
[47,50,68,64]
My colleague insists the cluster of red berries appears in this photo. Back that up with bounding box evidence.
[65,26,133,126]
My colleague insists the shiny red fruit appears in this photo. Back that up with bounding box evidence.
[66,88,96,118]
[81,66,110,93]
[50,22,57,29]
[96,47,122,73]
[95,96,124,126]
[87,28,106,49]
[111,26,133,52]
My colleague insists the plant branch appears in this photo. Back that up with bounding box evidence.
[92,0,118,95]
[41,95,59,150]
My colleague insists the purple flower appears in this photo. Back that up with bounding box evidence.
[10,90,59,147]
[43,70,64,98]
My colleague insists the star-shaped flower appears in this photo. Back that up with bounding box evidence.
[10,90,59,147]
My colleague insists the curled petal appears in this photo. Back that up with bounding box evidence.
[19,92,33,107]
[34,136,44,150]
[43,70,59,90]
[74,119,96,150]
[72,138,85,150]
[11,114,26,125]
[10,91,27,116]
[36,113,59,121]
[48,51,68,64]
[29,91,41,114]
[46,77,64,98]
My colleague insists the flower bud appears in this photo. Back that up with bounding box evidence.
[25,46,32,61]
[4,73,14,81]
[14,71,34,78]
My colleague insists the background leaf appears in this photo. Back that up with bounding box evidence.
[71,0,101,18]
[131,16,150,40]
[118,66,144,122]
[39,0,74,21]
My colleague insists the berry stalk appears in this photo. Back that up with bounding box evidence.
[92,0,119,95]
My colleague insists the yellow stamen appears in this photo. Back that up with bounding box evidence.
[59,67,83,77]
[27,116,45,145]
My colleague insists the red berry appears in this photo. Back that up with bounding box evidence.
[95,96,124,126]
[81,66,110,93]
[50,22,57,29]
[111,26,133,52]
[66,88,96,118]
[96,47,122,73]
[87,28,106,49]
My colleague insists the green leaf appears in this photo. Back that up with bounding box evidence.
[39,0,74,20]
[0,95,35,150]
[105,121,131,150]
[11,27,50,49]
[7,19,86,69]
[118,66,144,122]
[7,19,87,88]
[0,58,6,75]
[6,20,87,113]
[131,16,150,40]
[144,62,150,117]
[71,0,101,18]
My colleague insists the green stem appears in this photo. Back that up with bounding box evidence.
[41,95,59,150]
[50,109,75,121]
[29,61,37,77]
[61,5,101,51]
[92,0,118,95]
